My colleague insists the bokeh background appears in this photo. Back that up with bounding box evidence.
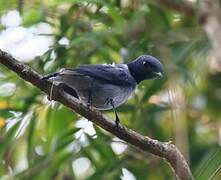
[0,0,220,179]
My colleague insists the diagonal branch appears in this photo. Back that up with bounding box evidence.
[0,49,193,180]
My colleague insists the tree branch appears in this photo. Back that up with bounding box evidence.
[0,49,193,180]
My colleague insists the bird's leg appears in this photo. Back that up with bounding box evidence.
[87,89,92,107]
[87,80,94,107]
[109,99,120,126]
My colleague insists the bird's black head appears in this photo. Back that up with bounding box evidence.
[127,55,163,84]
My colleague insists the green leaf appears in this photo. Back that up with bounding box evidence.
[0,120,21,159]
[194,145,221,180]
[27,113,36,167]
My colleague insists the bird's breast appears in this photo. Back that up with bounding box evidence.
[95,84,135,110]
[78,81,135,110]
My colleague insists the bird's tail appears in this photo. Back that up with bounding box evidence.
[41,72,59,80]
[42,72,79,98]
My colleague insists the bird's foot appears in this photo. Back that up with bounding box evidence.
[87,97,92,108]
[87,103,92,108]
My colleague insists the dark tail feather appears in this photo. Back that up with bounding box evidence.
[41,72,59,80]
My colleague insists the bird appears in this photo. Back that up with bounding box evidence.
[42,55,163,125]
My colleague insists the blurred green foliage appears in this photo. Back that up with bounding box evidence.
[0,0,220,179]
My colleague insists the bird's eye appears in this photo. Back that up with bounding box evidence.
[142,61,148,66]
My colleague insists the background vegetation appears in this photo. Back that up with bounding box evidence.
[0,0,220,179]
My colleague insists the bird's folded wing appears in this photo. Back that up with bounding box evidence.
[62,64,136,86]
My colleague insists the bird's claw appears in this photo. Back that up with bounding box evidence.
[87,99,92,108]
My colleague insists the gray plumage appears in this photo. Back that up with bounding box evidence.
[42,55,163,123]
[47,64,136,110]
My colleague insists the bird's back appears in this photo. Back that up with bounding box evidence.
[44,64,136,109]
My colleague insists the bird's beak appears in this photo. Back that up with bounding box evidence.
[154,72,163,79]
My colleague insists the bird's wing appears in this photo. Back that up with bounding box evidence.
[62,64,136,86]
